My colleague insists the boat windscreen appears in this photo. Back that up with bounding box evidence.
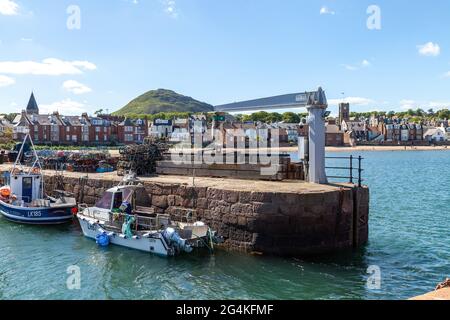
[95,191,113,209]
[112,189,133,210]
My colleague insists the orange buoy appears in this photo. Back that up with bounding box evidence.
[0,186,11,198]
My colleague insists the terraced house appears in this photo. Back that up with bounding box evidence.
[117,118,148,144]
[12,93,147,145]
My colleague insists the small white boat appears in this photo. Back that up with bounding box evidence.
[0,134,77,225]
[77,174,222,257]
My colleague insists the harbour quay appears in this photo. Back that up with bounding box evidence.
[0,165,369,256]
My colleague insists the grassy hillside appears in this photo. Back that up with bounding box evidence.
[113,89,214,116]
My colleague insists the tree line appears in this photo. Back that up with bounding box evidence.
[116,111,309,124]
[350,108,450,123]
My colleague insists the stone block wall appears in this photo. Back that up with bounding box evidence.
[44,175,369,256]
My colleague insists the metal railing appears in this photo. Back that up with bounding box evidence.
[325,155,364,187]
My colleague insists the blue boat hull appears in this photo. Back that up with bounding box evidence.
[0,201,74,225]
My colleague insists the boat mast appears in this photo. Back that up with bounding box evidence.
[27,133,44,199]
[12,134,28,173]
[26,133,43,175]
[12,132,44,199]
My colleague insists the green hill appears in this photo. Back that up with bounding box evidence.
[113,89,214,116]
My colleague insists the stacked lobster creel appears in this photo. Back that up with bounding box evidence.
[117,138,168,176]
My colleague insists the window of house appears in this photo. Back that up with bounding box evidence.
[125,134,133,142]
[66,135,70,141]
[95,127,101,132]
[95,135,99,141]
[72,135,77,142]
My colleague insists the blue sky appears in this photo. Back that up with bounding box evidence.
[0,0,450,116]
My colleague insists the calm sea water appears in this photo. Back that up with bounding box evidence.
[0,151,448,300]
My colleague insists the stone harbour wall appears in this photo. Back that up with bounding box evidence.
[44,175,369,256]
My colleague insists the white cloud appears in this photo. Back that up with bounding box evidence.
[0,74,15,87]
[443,71,450,78]
[320,6,335,15]
[162,0,178,18]
[342,64,358,71]
[341,60,371,71]
[40,99,89,115]
[328,97,450,112]
[417,42,440,57]
[0,58,97,76]
[63,80,92,95]
[361,59,371,67]
[329,97,374,106]
[399,99,418,109]
[0,0,19,16]
[424,101,450,109]
[398,99,450,110]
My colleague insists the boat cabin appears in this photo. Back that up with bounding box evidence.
[95,185,152,215]
[9,172,43,204]
[89,185,173,231]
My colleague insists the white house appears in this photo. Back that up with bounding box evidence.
[149,119,173,139]
[400,124,409,142]
[424,128,446,142]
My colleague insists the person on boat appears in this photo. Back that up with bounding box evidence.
[119,201,132,215]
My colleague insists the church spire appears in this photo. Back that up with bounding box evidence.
[26,92,39,114]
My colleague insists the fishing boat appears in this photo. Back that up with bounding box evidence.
[77,174,222,257]
[0,134,77,225]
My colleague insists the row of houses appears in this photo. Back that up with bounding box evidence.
[5,93,149,145]
[3,95,450,147]
[2,93,345,147]
[149,117,342,147]
[335,103,450,145]
[344,114,450,145]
